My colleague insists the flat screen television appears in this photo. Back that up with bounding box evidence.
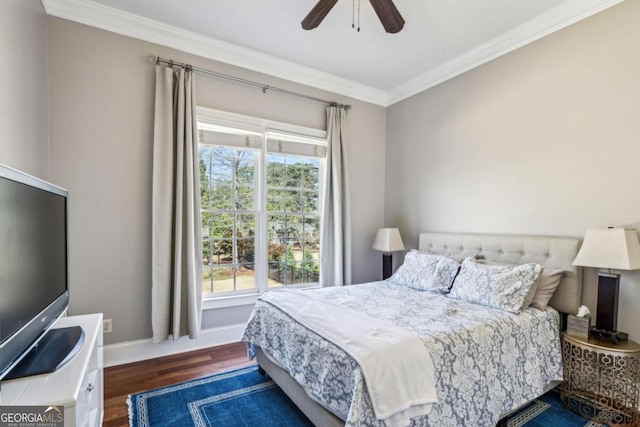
[0,163,77,381]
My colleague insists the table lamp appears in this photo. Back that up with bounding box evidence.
[372,228,405,280]
[572,227,640,342]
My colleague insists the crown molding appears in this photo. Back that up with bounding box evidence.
[387,0,624,105]
[42,0,623,108]
[41,0,389,106]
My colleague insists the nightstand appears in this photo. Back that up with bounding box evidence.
[561,332,640,426]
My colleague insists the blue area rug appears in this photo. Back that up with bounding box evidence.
[128,365,603,427]
[506,391,604,427]
[128,366,312,427]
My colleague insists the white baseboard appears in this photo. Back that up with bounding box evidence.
[103,323,246,367]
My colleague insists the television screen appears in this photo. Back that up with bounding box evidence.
[0,167,68,378]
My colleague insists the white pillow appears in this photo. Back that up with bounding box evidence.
[530,269,563,309]
[448,258,542,313]
[389,250,460,293]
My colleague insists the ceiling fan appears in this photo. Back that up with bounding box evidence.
[301,0,405,34]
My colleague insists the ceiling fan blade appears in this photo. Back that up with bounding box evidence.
[369,0,405,33]
[301,0,339,30]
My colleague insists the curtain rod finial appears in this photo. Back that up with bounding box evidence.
[329,102,352,111]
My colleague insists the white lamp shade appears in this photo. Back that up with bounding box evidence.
[372,228,405,252]
[573,228,640,270]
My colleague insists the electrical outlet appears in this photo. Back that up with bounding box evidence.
[103,318,113,334]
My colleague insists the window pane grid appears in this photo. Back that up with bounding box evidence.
[199,119,323,297]
[267,153,320,287]
[201,209,256,215]
[201,143,257,294]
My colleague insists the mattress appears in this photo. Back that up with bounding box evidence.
[242,280,563,427]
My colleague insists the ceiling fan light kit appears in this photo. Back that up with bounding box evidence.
[302,0,405,33]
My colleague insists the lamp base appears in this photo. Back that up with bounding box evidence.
[382,253,393,280]
[595,272,620,332]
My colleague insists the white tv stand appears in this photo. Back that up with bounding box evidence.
[1,314,104,427]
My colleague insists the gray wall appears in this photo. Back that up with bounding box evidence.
[47,18,387,344]
[385,1,640,341]
[0,0,50,180]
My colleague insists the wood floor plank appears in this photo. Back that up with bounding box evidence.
[103,341,253,426]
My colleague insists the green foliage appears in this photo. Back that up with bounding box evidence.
[199,157,209,199]
[200,145,321,286]
[278,246,296,274]
[286,246,296,262]
[212,228,233,264]
[237,237,255,263]
[203,240,211,263]
[301,248,320,282]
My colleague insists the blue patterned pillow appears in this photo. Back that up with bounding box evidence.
[448,258,542,313]
[389,250,460,293]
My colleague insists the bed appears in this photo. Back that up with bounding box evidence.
[242,232,583,426]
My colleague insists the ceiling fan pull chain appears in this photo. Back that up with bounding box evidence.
[352,0,355,28]
[301,0,404,33]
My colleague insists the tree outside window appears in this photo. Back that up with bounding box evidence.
[199,125,324,297]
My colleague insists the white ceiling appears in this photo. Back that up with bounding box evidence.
[42,0,622,105]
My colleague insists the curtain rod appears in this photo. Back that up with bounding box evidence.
[149,54,351,111]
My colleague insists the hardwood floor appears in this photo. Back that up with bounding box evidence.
[103,342,255,427]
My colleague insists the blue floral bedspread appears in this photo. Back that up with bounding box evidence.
[241,281,563,427]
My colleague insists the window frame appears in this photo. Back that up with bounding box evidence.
[197,107,327,305]
[200,144,262,298]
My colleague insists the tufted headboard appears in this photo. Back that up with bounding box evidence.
[418,232,583,314]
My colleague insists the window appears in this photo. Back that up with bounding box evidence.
[266,150,321,287]
[198,108,326,298]
[200,143,258,294]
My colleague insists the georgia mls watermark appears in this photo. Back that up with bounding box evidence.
[0,406,64,427]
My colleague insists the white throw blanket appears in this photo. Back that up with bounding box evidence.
[259,289,438,427]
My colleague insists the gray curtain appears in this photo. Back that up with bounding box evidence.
[320,105,352,287]
[151,65,203,343]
